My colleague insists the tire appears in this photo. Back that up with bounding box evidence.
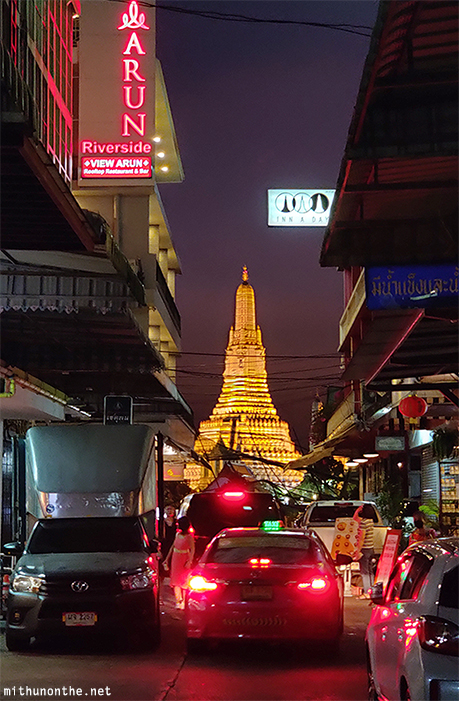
[6,629,30,652]
[186,637,207,654]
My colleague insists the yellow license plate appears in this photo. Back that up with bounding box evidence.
[62,612,97,627]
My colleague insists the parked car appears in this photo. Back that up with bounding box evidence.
[366,537,459,701]
[178,488,282,560]
[185,523,344,652]
[296,500,388,556]
[4,517,161,651]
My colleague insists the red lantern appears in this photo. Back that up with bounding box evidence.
[398,395,428,418]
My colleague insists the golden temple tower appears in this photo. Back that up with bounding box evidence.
[196,267,302,488]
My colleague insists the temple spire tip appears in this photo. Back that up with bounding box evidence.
[242,266,249,283]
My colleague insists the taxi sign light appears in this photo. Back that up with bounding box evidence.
[261,520,283,531]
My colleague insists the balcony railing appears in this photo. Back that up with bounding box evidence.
[155,262,181,334]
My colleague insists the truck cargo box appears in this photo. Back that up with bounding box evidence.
[26,424,156,519]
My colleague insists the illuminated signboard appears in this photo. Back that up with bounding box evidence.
[366,265,459,310]
[78,0,155,184]
[267,189,335,227]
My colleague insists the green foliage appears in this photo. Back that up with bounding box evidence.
[375,479,405,529]
[299,458,359,500]
[419,500,440,531]
[432,426,459,461]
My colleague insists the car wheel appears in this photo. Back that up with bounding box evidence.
[6,629,30,652]
[186,637,208,654]
[366,647,379,701]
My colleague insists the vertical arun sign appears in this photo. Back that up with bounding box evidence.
[78,0,155,183]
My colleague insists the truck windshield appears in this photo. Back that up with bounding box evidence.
[27,518,147,554]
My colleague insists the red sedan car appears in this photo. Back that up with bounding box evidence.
[186,523,343,652]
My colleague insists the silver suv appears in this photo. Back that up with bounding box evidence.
[366,537,459,701]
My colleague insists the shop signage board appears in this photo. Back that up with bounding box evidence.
[374,529,402,592]
[78,0,155,185]
[375,435,406,452]
[267,189,335,227]
[366,264,459,310]
[104,396,133,424]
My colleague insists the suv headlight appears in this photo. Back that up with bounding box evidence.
[11,573,45,594]
[120,567,156,591]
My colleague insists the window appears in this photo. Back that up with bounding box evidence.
[27,518,148,554]
[439,565,458,609]
[385,552,433,602]
[206,535,320,565]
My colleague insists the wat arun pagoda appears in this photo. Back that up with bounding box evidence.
[195,267,302,489]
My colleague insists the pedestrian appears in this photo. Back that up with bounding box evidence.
[163,515,195,609]
[160,505,177,577]
[353,504,375,598]
[409,512,437,545]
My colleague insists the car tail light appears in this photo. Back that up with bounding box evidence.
[249,558,271,568]
[221,491,245,501]
[297,576,330,593]
[188,575,218,592]
[418,616,459,656]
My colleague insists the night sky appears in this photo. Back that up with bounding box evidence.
[155,1,380,451]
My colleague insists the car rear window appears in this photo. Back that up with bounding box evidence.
[27,518,147,554]
[439,565,458,609]
[206,535,320,565]
[308,504,378,522]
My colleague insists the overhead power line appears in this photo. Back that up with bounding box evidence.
[108,1,373,37]
[152,2,373,37]
[178,352,340,359]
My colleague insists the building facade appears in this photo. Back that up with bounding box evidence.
[0,0,194,544]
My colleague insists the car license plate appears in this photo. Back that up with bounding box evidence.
[241,585,272,601]
[62,612,97,627]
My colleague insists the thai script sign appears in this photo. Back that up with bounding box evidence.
[78,0,154,184]
[267,189,335,227]
[366,265,459,310]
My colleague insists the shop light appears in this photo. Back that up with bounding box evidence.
[346,461,359,467]
[354,458,368,463]
[363,453,379,458]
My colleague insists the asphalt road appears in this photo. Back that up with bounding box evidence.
[0,585,373,701]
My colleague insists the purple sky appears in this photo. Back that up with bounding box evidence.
[156,1,379,451]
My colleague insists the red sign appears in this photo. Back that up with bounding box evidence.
[374,529,402,592]
[79,1,154,182]
[82,156,151,178]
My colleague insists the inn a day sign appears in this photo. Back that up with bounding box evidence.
[78,0,155,183]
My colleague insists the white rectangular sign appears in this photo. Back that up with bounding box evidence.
[267,189,335,227]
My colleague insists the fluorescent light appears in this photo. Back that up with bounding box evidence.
[363,453,379,458]
[354,458,368,463]
[346,461,359,467]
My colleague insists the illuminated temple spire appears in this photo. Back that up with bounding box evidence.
[196,268,301,486]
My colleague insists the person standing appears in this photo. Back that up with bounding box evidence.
[353,504,375,597]
[163,516,195,609]
[160,505,177,577]
[409,512,437,545]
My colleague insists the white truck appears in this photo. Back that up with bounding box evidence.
[3,424,161,651]
[297,500,388,556]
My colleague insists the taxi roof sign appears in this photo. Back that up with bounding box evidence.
[261,520,283,531]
